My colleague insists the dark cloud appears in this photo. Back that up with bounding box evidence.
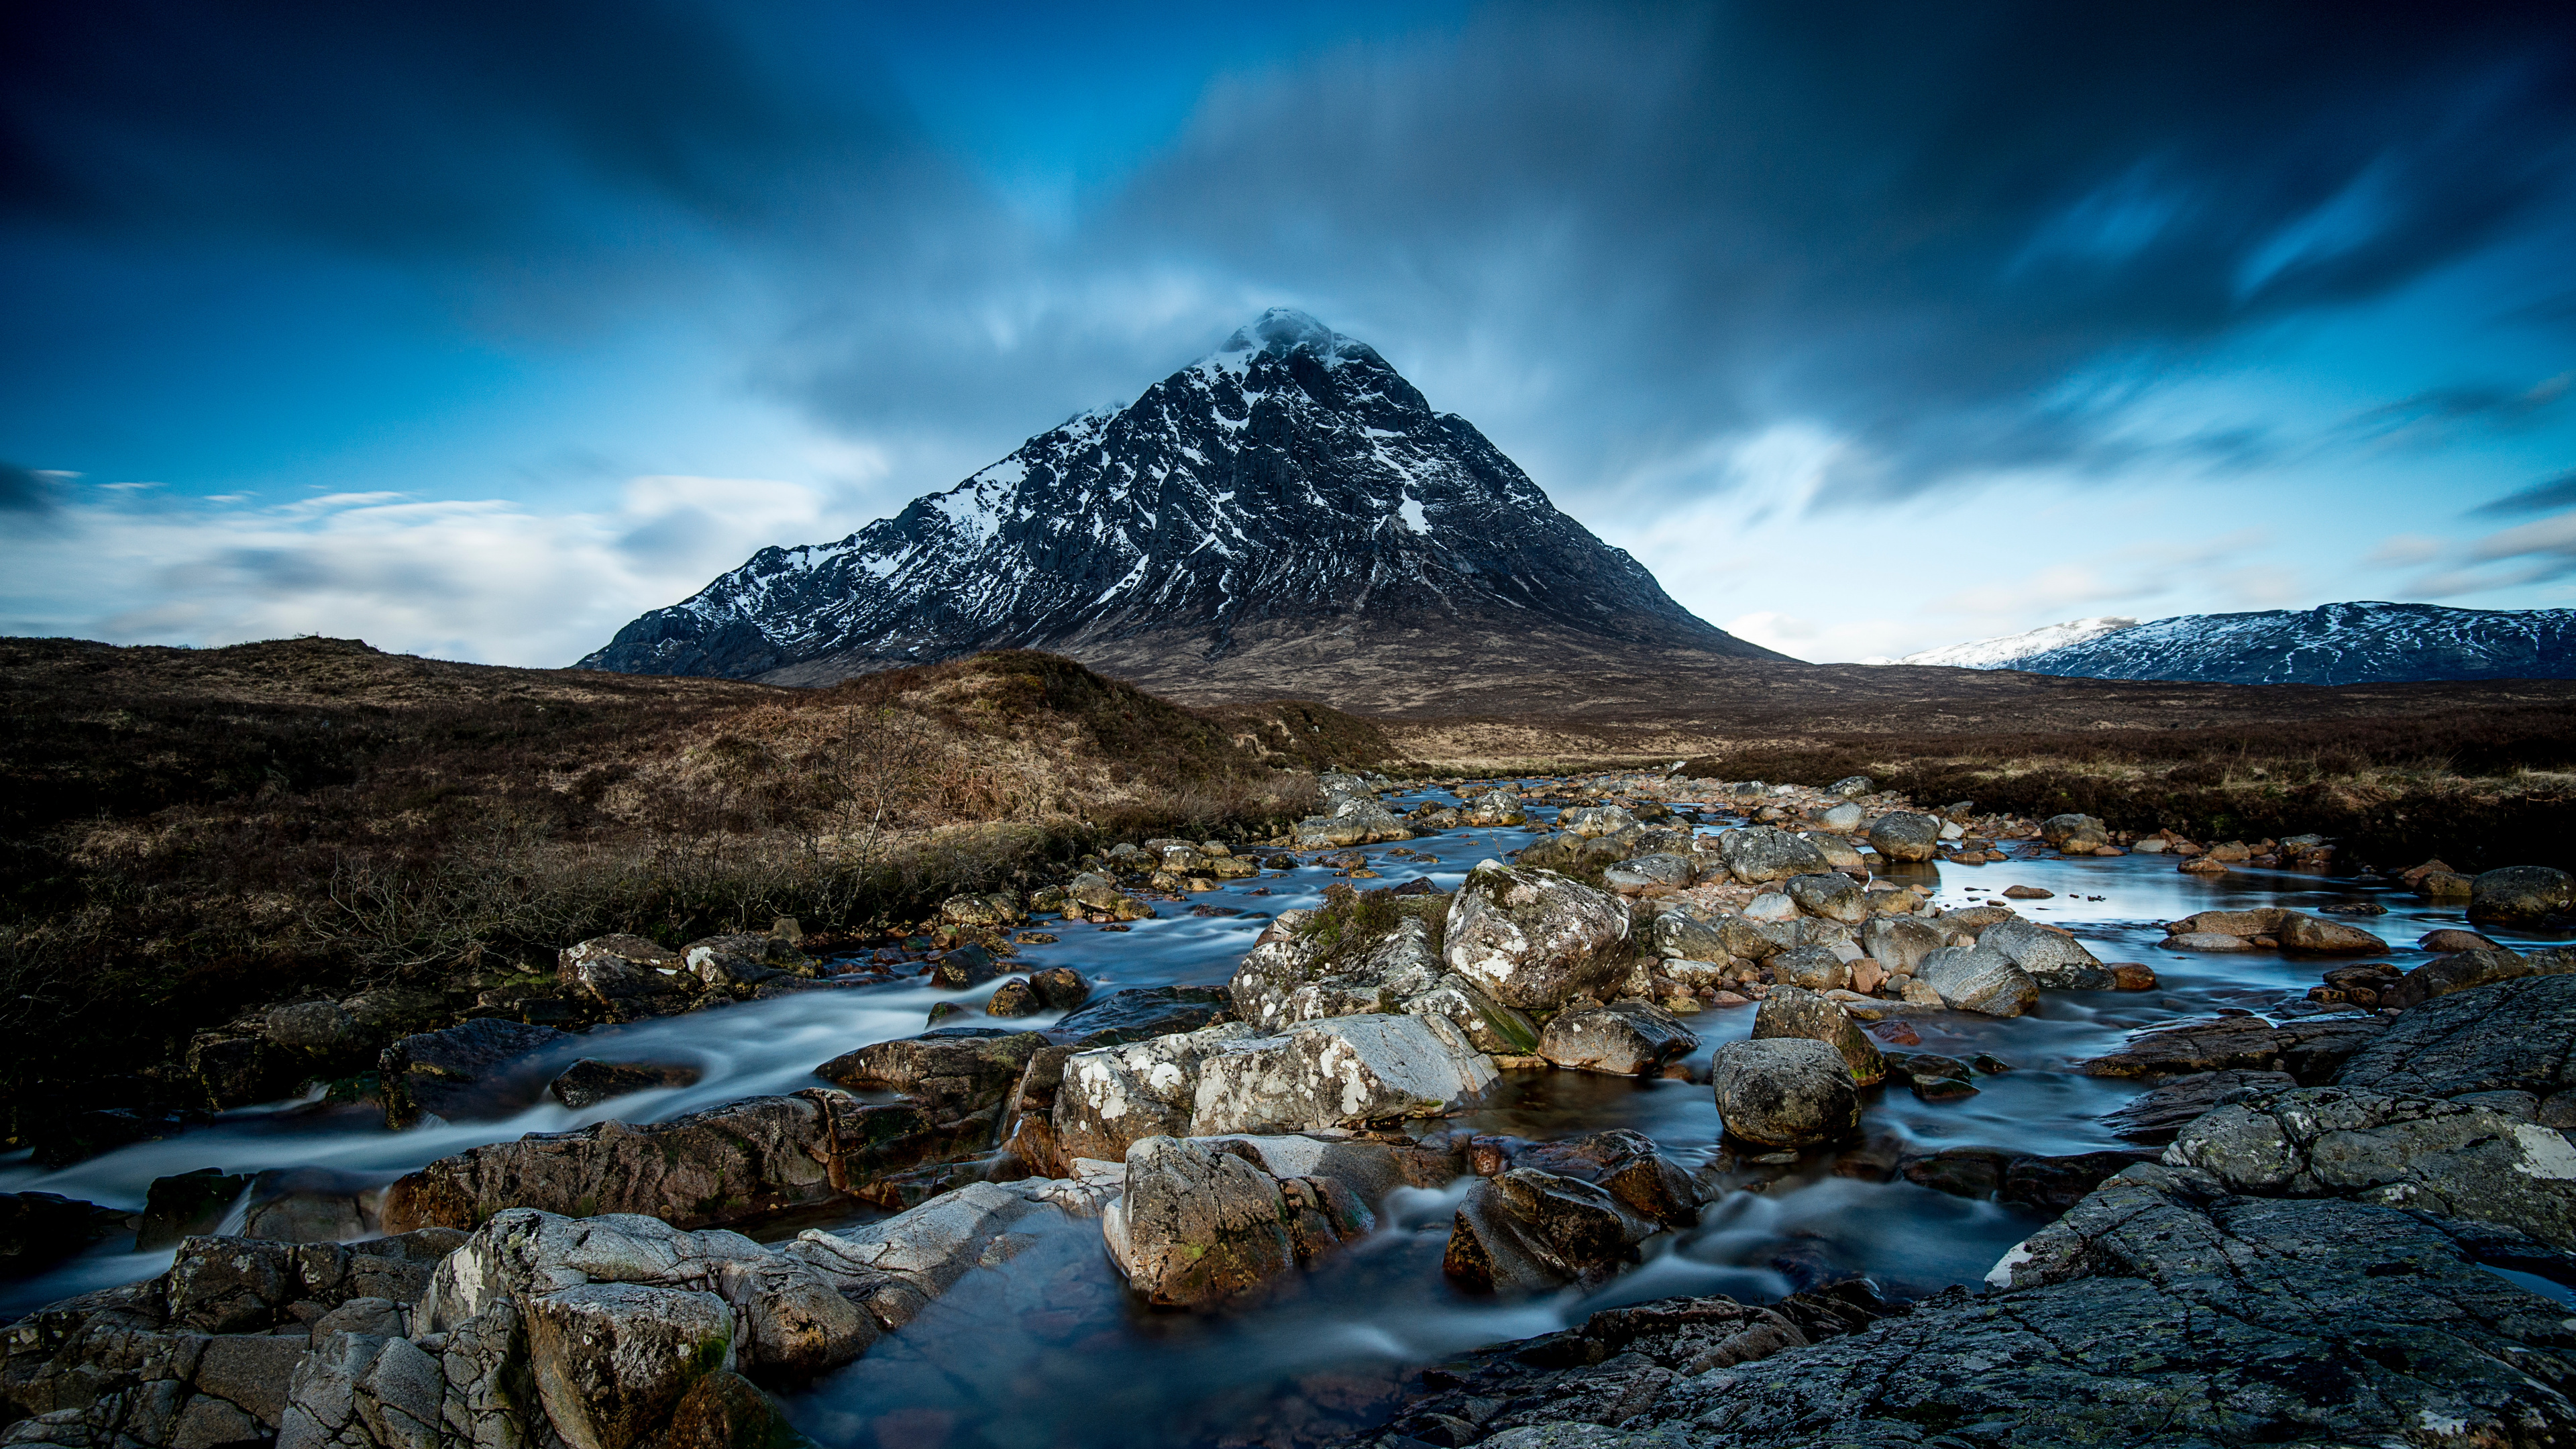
[2470,470,2576,517]
[0,462,58,513]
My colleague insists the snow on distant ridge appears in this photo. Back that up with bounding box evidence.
[1882,616,2141,669]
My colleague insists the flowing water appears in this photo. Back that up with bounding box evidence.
[3,784,2559,1449]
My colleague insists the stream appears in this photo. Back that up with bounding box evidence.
[3,781,2555,1449]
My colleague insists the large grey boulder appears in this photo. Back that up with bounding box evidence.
[1536,1001,1699,1076]
[1102,1136,1368,1306]
[1648,909,1731,963]
[1711,1038,1861,1148]
[1783,873,1866,924]
[2041,812,2110,850]
[1767,945,1849,991]
[1976,918,2111,989]
[813,1028,1047,1118]
[378,1018,577,1130]
[1464,788,1526,826]
[1860,916,1947,975]
[1601,854,1697,894]
[2472,865,2576,925]
[2275,911,2390,954]
[1557,805,1640,838]
[1713,827,1831,885]
[1751,987,1884,1086]
[2165,1085,2576,1249]
[1442,1168,1659,1294]
[1864,812,1941,863]
[1191,1014,1498,1136]
[1444,863,1634,1010]
[523,1283,737,1449]
[1913,945,2039,1016]
[556,934,690,1008]
[1052,1023,1259,1162]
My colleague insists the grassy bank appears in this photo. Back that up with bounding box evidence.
[0,638,1386,1130]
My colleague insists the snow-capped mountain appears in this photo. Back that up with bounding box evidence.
[1888,602,2576,685]
[581,308,1783,688]
[1872,616,2141,668]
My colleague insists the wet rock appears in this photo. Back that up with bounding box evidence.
[1782,873,1864,924]
[2423,928,2502,953]
[2101,1069,2297,1144]
[1859,916,1947,975]
[2336,974,2576,1099]
[667,1371,818,1449]
[1046,984,1231,1046]
[926,943,1001,989]
[239,1167,376,1244]
[983,978,1042,1016]
[1024,967,1091,1010]
[1051,1022,1260,1162]
[2080,1013,2387,1082]
[557,934,690,1008]
[136,1170,252,1252]
[549,1058,703,1109]
[1647,909,1729,962]
[524,1281,737,1449]
[1442,1168,1658,1293]
[1912,945,2038,1017]
[1103,1136,1368,1306]
[1191,1014,1499,1136]
[1768,944,1849,991]
[938,891,1025,928]
[1444,863,1634,1010]
[1711,1039,1860,1148]
[1404,973,1544,1056]
[1229,912,1441,1030]
[2275,912,2389,954]
[1536,1001,1699,1076]
[2000,884,2050,900]
[2040,812,2110,851]
[1800,830,1866,873]
[1711,827,1831,885]
[1884,1053,1976,1100]
[381,1089,948,1232]
[1862,813,1940,864]
[1510,1130,1702,1228]
[2168,1085,2576,1248]
[378,1018,577,1130]
[1976,918,2111,989]
[264,1000,364,1059]
[1068,874,1156,920]
[2381,945,2567,1008]
[1464,790,1527,826]
[814,1028,1047,1118]
[2471,865,2576,925]
[684,933,815,992]
[786,1179,1098,1332]
[1750,987,1884,1086]
[1416,1164,2576,1448]
[2163,930,2261,952]
[1199,1133,1448,1202]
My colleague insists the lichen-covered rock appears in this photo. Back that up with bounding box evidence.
[2165,1085,2576,1248]
[524,1283,736,1449]
[1444,863,1633,1010]
[1601,854,1696,894]
[2101,1069,2297,1144]
[1536,1001,1699,1077]
[548,1059,702,1110]
[1191,1014,1498,1136]
[1912,945,2038,1017]
[1712,828,1831,885]
[2040,812,2110,851]
[1442,1168,1658,1294]
[1862,813,1940,863]
[2336,974,2576,1100]
[1859,916,1947,975]
[557,935,690,1008]
[1046,985,1231,1046]
[1051,1023,1259,1163]
[1557,806,1639,839]
[1782,873,1865,924]
[1750,987,1884,1086]
[2274,912,2389,954]
[1710,1038,1860,1148]
[812,1028,1048,1119]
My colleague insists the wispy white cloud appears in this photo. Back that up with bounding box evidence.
[0,477,850,667]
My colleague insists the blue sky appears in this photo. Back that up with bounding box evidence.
[4,1,2573,665]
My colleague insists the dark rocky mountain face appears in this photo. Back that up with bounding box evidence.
[581,309,1784,690]
[2007,602,2576,686]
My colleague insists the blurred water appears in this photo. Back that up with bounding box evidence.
[5,782,2554,1448]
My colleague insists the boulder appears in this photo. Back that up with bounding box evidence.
[2423,928,2502,953]
[2167,1085,2576,1248]
[784,1180,1091,1333]
[2275,912,2389,954]
[2163,930,2262,952]
[938,891,1024,928]
[1442,1168,1659,1294]
[136,1170,252,1251]
[1046,985,1230,1046]
[1711,1038,1861,1148]
[2471,865,2576,925]
[667,1371,816,1449]
[1913,945,2039,1017]
[1783,873,1866,924]
[549,1059,702,1110]
[1464,790,1527,826]
[1863,813,1941,864]
[378,1018,578,1130]
[1827,775,1874,798]
[1815,802,1866,834]
[1536,1001,1700,1076]
[1051,1023,1259,1163]
[1102,1136,1368,1306]
[1713,827,1833,885]
[1557,805,1640,838]
[524,1283,737,1449]
[1601,853,1697,894]
[1751,987,1884,1086]
[683,933,815,991]
[1860,916,1947,975]
[1444,862,1634,1010]
[2101,1069,2297,1144]
[264,1000,365,1059]
[1977,918,2112,989]
[1191,1014,1498,1136]
[1649,910,1730,962]
[2380,947,2568,1009]
[2335,975,2576,1101]
[557,935,690,1008]
[1768,945,1849,992]
[2081,1014,2387,1082]
[2041,813,2110,851]
[1800,831,1866,872]
[813,1028,1047,1118]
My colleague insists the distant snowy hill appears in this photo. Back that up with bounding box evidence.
[1879,602,2576,685]
[581,307,1784,688]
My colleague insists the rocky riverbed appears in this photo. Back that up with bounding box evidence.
[7,769,2576,1448]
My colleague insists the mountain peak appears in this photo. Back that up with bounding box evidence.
[1209,306,1380,370]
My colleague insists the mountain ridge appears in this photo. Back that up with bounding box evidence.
[581,308,1784,689]
[1880,600,2575,686]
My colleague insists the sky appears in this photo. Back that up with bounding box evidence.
[4,1,2575,667]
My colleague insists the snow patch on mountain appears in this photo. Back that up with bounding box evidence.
[1880,616,2141,668]
[1876,602,2576,685]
